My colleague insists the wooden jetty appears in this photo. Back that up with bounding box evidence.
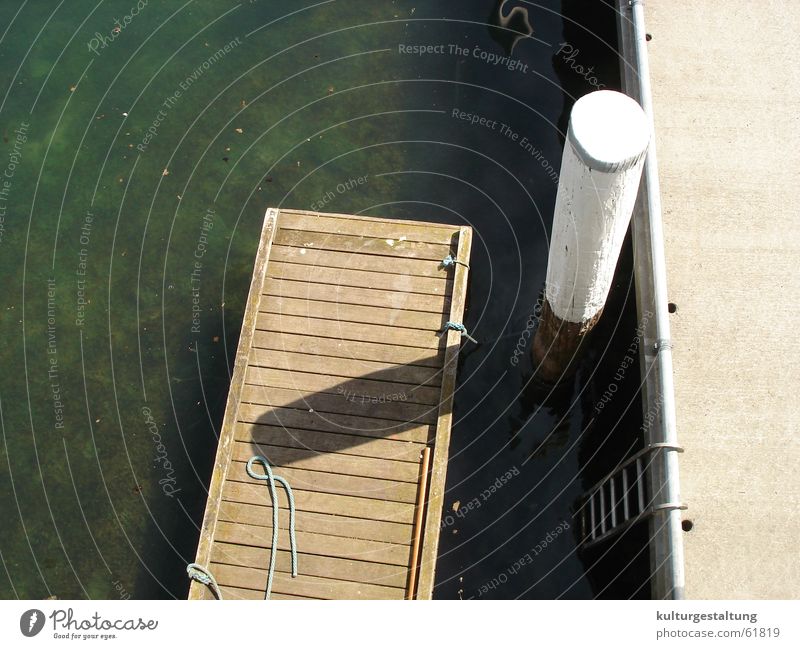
[189,207,472,600]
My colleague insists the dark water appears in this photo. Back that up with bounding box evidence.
[0,0,647,599]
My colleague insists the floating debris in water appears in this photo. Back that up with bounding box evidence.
[488,0,534,56]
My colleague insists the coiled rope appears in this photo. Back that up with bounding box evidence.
[246,455,298,599]
[186,455,297,600]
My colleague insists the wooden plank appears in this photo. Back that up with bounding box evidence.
[222,480,416,524]
[227,461,418,503]
[279,208,457,233]
[209,563,404,599]
[231,441,420,483]
[268,261,452,296]
[249,347,443,387]
[244,366,442,406]
[278,210,457,245]
[213,522,411,566]
[239,384,439,426]
[235,415,431,452]
[256,313,444,349]
[263,277,449,313]
[189,208,279,600]
[211,542,408,588]
[274,228,452,261]
[270,245,446,278]
[259,295,447,330]
[219,585,320,600]
[217,502,413,545]
[251,330,445,368]
[416,226,472,599]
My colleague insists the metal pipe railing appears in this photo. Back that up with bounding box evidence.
[618,0,687,599]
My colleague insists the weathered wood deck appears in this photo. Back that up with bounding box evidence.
[189,208,472,600]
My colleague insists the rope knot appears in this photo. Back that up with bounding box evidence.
[441,321,477,344]
[187,563,221,599]
[441,254,470,270]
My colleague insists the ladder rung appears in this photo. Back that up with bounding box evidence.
[610,476,617,528]
[599,485,606,535]
[622,466,630,520]
[636,458,645,513]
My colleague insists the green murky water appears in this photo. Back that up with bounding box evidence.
[0,0,644,599]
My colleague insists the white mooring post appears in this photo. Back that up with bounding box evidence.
[532,90,650,383]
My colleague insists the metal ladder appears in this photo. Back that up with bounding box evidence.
[578,443,686,549]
